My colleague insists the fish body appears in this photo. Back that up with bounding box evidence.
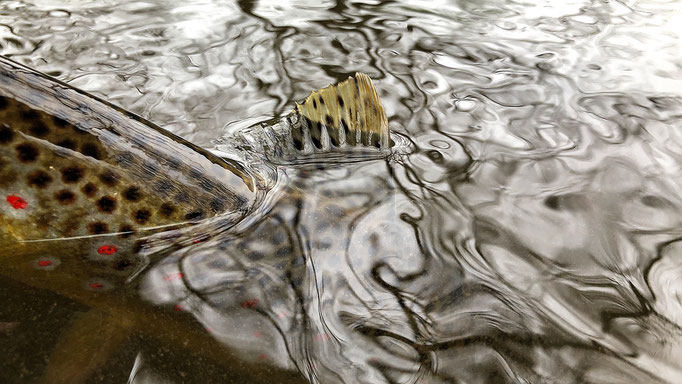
[0,55,391,383]
[0,56,257,239]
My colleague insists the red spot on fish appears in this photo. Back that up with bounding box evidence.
[253,331,263,338]
[37,260,53,267]
[241,299,258,309]
[192,234,209,244]
[90,282,104,289]
[173,304,184,311]
[164,272,184,281]
[258,354,268,360]
[97,245,118,255]
[6,195,27,209]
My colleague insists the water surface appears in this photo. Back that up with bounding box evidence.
[2,0,682,383]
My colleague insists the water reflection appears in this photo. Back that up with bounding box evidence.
[3,0,682,383]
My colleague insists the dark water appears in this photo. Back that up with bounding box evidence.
[3,0,682,383]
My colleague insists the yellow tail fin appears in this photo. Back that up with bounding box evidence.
[295,73,389,149]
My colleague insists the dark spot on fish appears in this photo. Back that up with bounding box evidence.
[154,179,174,195]
[371,132,381,148]
[159,203,176,217]
[112,259,132,271]
[119,224,135,238]
[88,222,108,234]
[52,116,69,128]
[55,189,76,205]
[166,157,181,170]
[271,232,286,246]
[82,182,98,197]
[325,115,333,126]
[20,109,40,122]
[319,97,325,105]
[341,119,354,145]
[27,170,52,188]
[0,96,7,110]
[338,95,344,107]
[312,99,317,109]
[248,251,264,261]
[210,198,225,213]
[133,209,151,224]
[15,143,39,162]
[327,119,340,146]
[276,246,293,257]
[184,210,204,220]
[28,123,49,137]
[97,196,117,213]
[311,122,322,149]
[360,129,369,146]
[98,170,119,186]
[123,186,142,202]
[292,126,304,151]
[61,166,84,183]
[56,139,76,150]
[81,142,102,160]
[0,125,13,144]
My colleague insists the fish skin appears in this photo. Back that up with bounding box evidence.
[0,56,285,384]
[0,55,392,383]
[0,56,257,244]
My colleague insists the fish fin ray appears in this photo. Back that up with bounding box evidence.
[295,72,389,149]
[222,73,393,166]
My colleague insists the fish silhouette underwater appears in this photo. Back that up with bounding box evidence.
[0,55,393,383]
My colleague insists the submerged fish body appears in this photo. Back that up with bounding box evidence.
[139,160,401,369]
[0,54,391,287]
[0,55,392,382]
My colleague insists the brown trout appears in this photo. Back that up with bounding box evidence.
[0,55,390,383]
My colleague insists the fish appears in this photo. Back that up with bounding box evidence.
[0,54,391,383]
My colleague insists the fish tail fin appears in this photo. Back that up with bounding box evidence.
[222,73,392,165]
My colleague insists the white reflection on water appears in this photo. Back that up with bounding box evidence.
[3,0,682,383]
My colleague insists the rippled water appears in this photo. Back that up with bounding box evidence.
[3,0,682,383]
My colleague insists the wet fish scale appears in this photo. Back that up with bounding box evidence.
[0,63,256,245]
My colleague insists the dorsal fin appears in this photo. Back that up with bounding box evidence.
[217,73,397,168]
[295,73,389,148]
